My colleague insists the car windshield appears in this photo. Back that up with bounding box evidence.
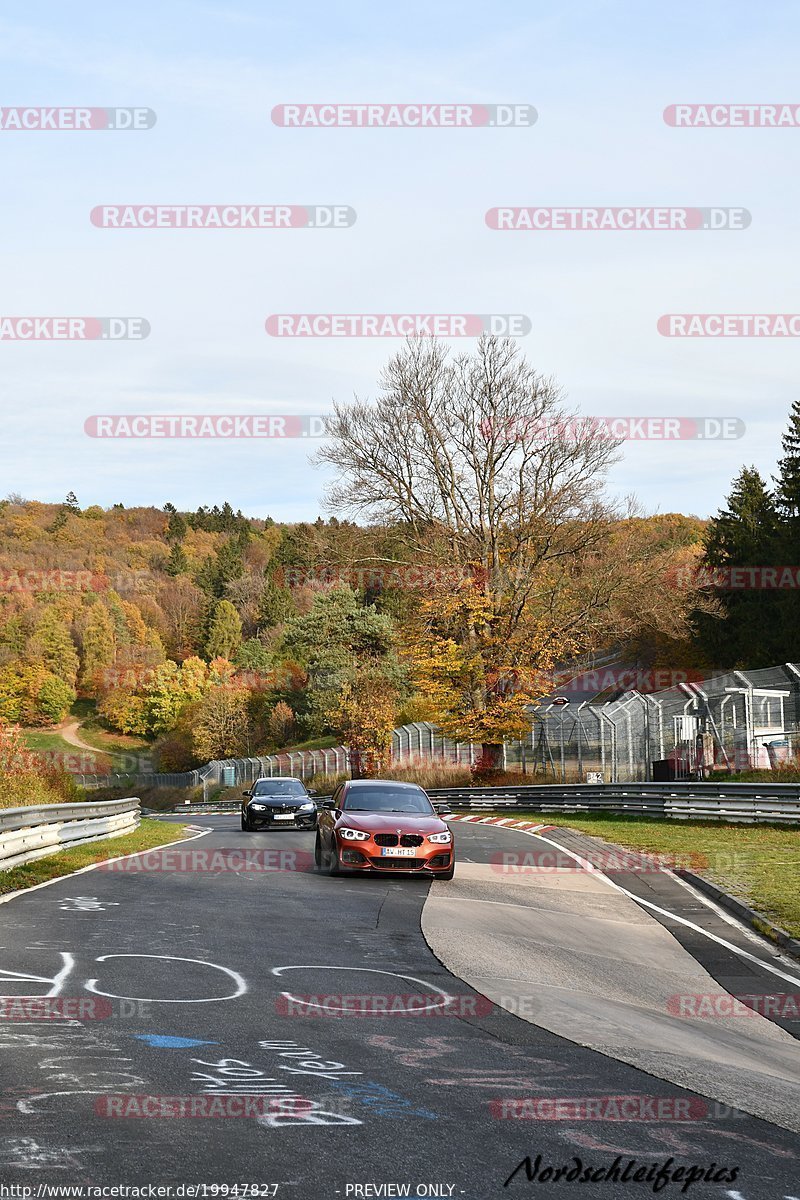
[252,780,306,796]
[343,788,435,814]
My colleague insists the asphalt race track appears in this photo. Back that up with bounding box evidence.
[0,815,798,1199]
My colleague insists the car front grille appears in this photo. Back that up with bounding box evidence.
[374,833,424,847]
[374,834,398,846]
[368,857,425,869]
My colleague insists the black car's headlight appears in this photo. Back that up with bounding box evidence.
[250,802,266,810]
[298,801,315,811]
[339,828,370,841]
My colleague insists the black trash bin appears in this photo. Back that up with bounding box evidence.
[651,758,675,781]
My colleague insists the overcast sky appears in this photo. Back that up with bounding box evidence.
[1,0,798,521]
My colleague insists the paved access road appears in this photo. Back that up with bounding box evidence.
[0,815,797,1200]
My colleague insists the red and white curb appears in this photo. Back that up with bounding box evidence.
[448,814,554,834]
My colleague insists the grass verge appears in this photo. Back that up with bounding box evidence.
[22,729,78,754]
[0,818,191,897]
[476,810,800,939]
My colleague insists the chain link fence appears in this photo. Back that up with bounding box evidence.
[389,662,800,783]
[520,662,800,783]
[75,662,800,790]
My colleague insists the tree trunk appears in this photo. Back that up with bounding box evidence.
[478,742,504,777]
[349,749,364,779]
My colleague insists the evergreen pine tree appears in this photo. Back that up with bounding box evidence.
[205,599,243,661]
[694,467,782,667]
[167,511,188,542]
[773,398,800,658]
[165,543,189,576]
[775,398,800,524]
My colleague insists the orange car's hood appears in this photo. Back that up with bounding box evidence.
[337,812,447,835]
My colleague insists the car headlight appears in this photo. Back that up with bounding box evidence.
[428,831,452,844]
[299,801,315,811]
[250,803,265,810]
[339,827,370,841]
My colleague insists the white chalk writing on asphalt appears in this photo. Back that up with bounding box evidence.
[0,950,248,1004]
[55,897,119,912]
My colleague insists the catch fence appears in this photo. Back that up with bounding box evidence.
[74,662,800,789]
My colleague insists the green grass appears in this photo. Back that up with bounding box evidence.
[22,730,77,753]
[0,818,191,896]
[477,809,800,940]
[70,699,151,758]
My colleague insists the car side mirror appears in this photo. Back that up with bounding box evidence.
[320,799,335,809]
[435,804,453,816]
[242,791,251,798]
[307,789,318,796]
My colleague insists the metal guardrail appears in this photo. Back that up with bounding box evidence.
[0,799,141,871]
[170,782,800,824]
[426,782,800,823]
[171,801,242,814]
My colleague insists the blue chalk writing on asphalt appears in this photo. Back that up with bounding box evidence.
[134,1034,220,1048]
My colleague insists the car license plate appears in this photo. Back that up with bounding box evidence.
[381,847,416,857]
[273,814,294,821]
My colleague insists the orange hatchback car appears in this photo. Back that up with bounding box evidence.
[315,779,455,879]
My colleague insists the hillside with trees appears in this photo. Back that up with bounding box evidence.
[0,338,714,779]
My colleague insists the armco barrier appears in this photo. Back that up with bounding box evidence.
[425,782,800,824]
[0,799,141,871]
[173,782,800,824]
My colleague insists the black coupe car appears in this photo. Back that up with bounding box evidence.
[241,777,318,830]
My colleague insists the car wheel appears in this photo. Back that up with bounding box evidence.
[327,840,341,876]
[314,834,323,871]
[241,813,250,832]
[436,864,455,880]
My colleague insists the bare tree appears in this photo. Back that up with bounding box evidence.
[316,335,623,641]
[316,337,712,771]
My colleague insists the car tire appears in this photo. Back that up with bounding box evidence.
[436,864,455,880]
[327,840,341,876]
[314,834,323,872]
[241,813,250,832]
